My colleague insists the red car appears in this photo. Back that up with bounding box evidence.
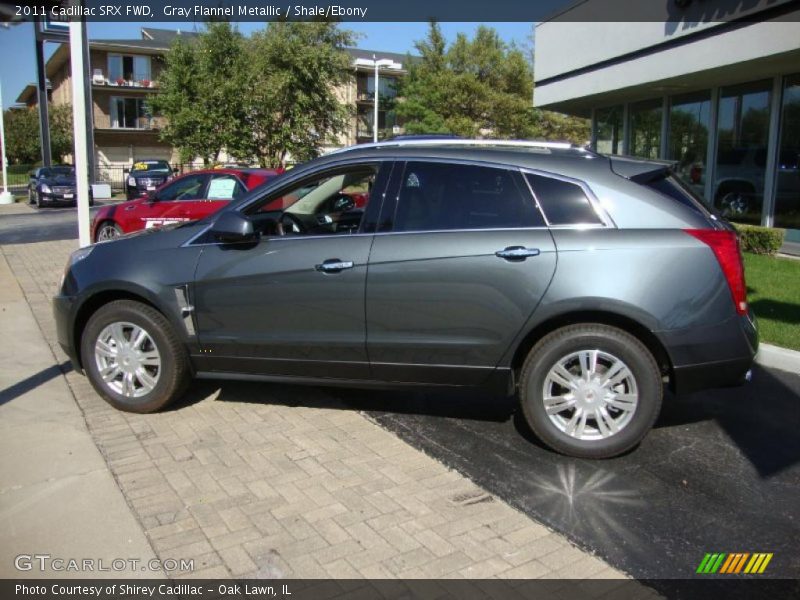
[92,168,283,242]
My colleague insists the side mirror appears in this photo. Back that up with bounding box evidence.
[146,190,158,202]
[172,168,179,174]
[333,194,355,212]
[123,168,130,175]
[211,211,258,244]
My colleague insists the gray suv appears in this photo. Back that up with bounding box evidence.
[53,140,757,458]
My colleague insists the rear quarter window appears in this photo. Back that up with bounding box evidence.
[525,173,603,226]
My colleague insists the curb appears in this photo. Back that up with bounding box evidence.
[756,343,800,375]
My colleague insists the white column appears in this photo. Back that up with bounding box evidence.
[0,79,14,204]
[70,19,91,247]
[373,55,379,144]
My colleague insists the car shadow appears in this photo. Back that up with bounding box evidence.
[0,361,72,407]
[750,298,800,326]
[169,363,800,478]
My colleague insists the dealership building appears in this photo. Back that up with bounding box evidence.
[533,1,800,247]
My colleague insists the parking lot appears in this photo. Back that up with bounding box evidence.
[1,206,799,586]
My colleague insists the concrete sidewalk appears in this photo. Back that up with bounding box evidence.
[0,239,637,583]
[0,251,161,578]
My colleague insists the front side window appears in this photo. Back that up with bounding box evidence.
[391,162,543,232]
[525,173,603,226]
[157,174,208,202]
[246,166,379,236]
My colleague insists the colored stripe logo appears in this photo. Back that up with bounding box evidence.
[696,553,773,574]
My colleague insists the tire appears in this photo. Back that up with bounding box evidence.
[716,185,754,218]
[519,324,662,459]
[80,300,190,413]
[33,192,41,208]
[28,188,34,204]
[95,221,122,242]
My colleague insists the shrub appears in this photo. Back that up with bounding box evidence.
[733,223,785,256]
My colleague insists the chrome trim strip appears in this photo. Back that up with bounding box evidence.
[329,139,582,155]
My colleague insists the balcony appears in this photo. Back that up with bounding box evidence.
[92,69,158,90]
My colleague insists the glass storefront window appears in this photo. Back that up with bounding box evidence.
[774,74,800,232]
[713,80,772,225]
[629,99,662,159]
[595,106,623,155]
[668,91,711,202]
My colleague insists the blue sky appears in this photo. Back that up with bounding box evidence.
[0,21,534,109]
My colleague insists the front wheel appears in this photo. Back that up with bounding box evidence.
[95,221,122,242]
[519,324,663,459]
[81,300,190,413]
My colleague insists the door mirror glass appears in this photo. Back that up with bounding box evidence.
[211,211,258,244]
[332,194,355,213]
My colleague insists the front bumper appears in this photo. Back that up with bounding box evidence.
[53,293,82,373]
[662,311,758,395]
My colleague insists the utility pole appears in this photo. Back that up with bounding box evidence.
[69,17,91,246]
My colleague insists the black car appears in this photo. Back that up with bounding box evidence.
[125,160,176,200]
[53,139,757,459]
[28,166,93,208]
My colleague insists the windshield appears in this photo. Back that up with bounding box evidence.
[131,160,171,174]
[50,167,74,177]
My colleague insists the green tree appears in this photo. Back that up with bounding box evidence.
[3,107,40,164]
[398,23,540,139]
[49,104,74,162]
[149,22,252,164]
[3,104,74,164]
[246,22,355,167]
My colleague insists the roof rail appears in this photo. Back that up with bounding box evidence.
[329,138,586,154]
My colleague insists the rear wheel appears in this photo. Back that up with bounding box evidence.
[519,324,662,458]
[81,300,190,413]
[95,221,122,242]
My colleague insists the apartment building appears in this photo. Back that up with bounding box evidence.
[16,27,408,174]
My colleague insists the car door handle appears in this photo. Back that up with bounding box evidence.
[495,246,541,261]
[315,259,354,273]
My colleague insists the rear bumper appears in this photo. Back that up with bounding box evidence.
[53,293,82,373]
[660,311,758,395]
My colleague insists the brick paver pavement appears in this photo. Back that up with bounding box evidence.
[1,239,645,583]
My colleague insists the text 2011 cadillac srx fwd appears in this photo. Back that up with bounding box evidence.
[54,140,758,458]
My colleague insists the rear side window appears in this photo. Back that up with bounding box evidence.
[525,173,603,226]
[393,162,544,232]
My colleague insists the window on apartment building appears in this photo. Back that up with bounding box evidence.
[108,54,151,83]
[668,91,711,202]
[356,106,398,141]
[629,99,662,160]
[356,73,398,100]
[111,97,149,129]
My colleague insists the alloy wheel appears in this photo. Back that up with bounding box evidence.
[542,349,639,441]
[94,321,161,398]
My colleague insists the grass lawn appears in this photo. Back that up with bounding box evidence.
[744,252,800,351]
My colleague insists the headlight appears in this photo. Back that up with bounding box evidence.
[128,177,136,187]
[41,184,52,194]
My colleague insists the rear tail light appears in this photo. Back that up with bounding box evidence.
[685,229,747,316]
